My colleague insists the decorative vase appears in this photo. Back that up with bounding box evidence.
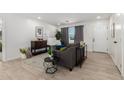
[20,53,26,59]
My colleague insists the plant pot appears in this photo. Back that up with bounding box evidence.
[20,53,26,59]
[48,55,52,58]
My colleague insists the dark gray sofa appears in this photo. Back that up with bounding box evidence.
[53,44,79,71]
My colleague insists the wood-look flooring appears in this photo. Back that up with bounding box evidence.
[0,52,122,80]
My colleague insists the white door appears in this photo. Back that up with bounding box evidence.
[93,21,108,53]
[113,23,122,72]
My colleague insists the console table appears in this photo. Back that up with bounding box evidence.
[76,45,87,68]
[31,40,47,55]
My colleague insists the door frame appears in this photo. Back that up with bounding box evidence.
[92,20,109,53]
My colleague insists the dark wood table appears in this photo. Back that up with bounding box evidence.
[76,45,87,68]
[31,40,47,55]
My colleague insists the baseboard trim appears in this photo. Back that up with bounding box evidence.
[109,53,123,77]
[3,56,21,62]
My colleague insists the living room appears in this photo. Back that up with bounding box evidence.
[0,13,124,80]
[1,0,124,93]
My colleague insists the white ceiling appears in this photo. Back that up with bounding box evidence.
[19,13,112,26]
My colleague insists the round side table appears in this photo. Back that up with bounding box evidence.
[43,57,57,74]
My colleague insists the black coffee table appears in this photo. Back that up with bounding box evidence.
[43,57,57,74]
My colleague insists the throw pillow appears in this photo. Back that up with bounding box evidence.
[60,47,66,51]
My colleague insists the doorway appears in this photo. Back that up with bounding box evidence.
[92,21,108,53]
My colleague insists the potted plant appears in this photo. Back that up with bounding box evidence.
[47,48,53,58]
[20,48,27,59]
[55,31,61,40]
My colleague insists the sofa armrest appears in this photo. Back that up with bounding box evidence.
[59,47,76,67]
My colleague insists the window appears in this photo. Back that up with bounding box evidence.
[68,27,75,44]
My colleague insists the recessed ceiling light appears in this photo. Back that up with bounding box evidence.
[116,13,121,16]
[96,16,101,19]
[37,17,41,20]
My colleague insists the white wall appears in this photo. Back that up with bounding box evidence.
[1,14,57,61]
[109,14,124,76]
[59,19,109,52]
[122,15,124,76]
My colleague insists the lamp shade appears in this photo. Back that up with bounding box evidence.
[56,40,61,45]
[47,37,56,46]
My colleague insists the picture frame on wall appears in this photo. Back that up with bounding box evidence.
[111,23,115,38]
[35,26,44,39]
